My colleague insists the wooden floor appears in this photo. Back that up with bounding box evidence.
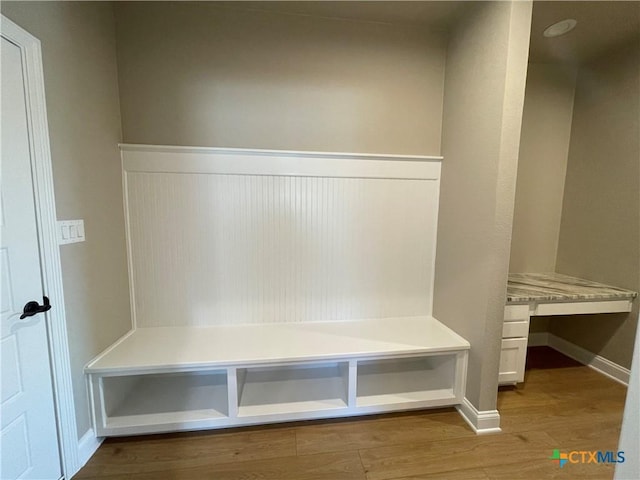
[76,347,627,480]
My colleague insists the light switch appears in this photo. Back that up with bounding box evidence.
[58,220,85,245]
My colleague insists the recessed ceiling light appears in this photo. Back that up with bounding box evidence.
[543,19,578,38]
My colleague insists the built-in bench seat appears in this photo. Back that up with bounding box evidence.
[86,146,470,436]
[86,316,469,436]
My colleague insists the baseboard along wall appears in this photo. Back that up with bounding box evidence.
[528,332,629,385]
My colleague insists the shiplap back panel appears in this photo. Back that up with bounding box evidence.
[122,146,441,327]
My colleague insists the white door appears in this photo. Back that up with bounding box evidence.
[1,35,62,480]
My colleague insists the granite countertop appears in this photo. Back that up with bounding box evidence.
[507,273,638,303]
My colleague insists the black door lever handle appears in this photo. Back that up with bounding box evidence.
[20,296,51,319]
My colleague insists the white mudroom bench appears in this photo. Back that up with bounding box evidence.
[86,316,469,436]
[85,145,470,436]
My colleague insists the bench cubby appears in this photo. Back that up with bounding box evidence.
[98,371,228,434]
[236,362,349,417]
[356,355,459,409]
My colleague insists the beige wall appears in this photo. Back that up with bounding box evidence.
[509,63,577,273]
[553,40,640,369]
[434,1,532,411]
[529,316,550,335]
[1,2,132,437]
[113,2,446,155]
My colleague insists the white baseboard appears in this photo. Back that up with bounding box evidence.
[76,428,103,475]
[547,333,630,386]
[456,398,501,435]
[525,332,629,385]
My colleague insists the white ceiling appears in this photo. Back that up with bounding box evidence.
[529,1,640,64]
[216,1,639,64]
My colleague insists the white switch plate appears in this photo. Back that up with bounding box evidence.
[58,219,85,245]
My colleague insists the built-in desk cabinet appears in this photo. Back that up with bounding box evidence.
[499,273,637,385]
[499,305,529,384]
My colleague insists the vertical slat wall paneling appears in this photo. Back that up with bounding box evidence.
[121,145,442,328]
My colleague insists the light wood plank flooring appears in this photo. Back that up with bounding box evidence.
[76,347,627,479]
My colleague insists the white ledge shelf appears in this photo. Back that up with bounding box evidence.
[119,143,443,162]
[120,143,442,180]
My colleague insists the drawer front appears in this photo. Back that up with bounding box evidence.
[504,304,529,322]
[498,337,527,384]
[502,319,529,338]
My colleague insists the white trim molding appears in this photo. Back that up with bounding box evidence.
[120,142,442,162]
[78,429,103,470]
[456,398,502,435]
[119,143,443,180]
[527,332,630,385]
[1,15,81,477]
[547,334,630,386]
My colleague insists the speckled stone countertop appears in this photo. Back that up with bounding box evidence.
[507,273,638,303]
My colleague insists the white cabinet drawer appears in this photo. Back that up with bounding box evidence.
[504,304,529,322]
[498,337,527,384]
[502,319,529,338]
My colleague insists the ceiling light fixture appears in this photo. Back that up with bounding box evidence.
[543,19,578,38]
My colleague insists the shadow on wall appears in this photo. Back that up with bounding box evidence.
[549,312,630,356]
